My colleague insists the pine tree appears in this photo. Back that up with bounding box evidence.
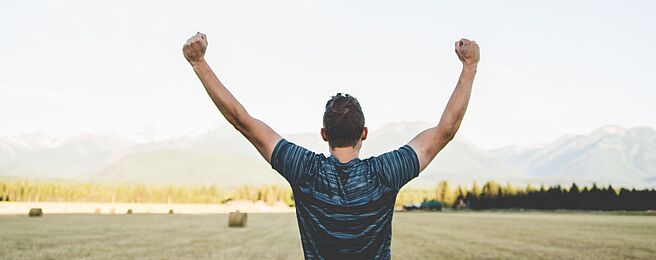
[435,181,451,206]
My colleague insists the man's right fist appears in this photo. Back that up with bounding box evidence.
[455,38,480,66]
[183,32,208,65]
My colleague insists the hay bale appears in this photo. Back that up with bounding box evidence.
[228,211,247,227]
[94,208,101,214]
[168,209,174,215]
[126,209,133,215]
[28,208,43,217]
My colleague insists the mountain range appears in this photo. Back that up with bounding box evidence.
[1,122,654,188]
[491,125,656,188]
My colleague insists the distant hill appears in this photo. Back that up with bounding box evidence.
[92,150,285,187]
[90,122,522,188]
[491,125,656,188]
[358,122,524,187]
[1,123,655,188]
[0,133,135,179]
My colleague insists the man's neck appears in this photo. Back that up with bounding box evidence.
[329,146,360,164]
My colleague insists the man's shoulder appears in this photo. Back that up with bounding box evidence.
[364,145,419,166]
[273,139,327,160]
[271,139,329,186]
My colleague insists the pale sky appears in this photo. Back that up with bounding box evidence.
[1,0,654,149]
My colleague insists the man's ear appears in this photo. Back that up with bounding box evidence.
[361,127,368,141]
[321,128,329,142]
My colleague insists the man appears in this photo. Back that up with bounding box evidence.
[183,32,479,259]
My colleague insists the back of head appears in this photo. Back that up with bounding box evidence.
[323,93,365,148]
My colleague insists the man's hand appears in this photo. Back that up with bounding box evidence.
[183,32,208,65]
[455,38,480,67]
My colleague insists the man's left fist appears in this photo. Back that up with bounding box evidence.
[183,32,208,65]
[455,38,480,67]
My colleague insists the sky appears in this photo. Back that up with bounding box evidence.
[1,0,654,149]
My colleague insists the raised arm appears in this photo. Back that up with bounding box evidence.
[183,32,282,163]
[408,38,480,172]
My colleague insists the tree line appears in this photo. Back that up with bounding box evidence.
[0,180,293,206]
[461,182,656,211]
[1,179,655,210]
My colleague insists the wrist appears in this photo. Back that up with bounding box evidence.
[462,63,478,73]
[189,58,207,69]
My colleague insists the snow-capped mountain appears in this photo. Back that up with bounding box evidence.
[491,125,656,187]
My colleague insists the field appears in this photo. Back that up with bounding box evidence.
[1,211,655,259]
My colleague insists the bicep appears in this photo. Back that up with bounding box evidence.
[237,117,282,163]
[407,126,452,172]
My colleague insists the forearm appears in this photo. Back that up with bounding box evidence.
[408,38,479,171]
[183,32,281,163]
[436,64,476,138]
[409,64,477,170]
[191,60,250,131]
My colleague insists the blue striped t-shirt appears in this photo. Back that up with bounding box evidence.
[271,139,420,260]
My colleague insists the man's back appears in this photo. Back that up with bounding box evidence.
[271,139,420,259]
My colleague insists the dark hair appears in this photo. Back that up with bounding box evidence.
[323,93,365,148]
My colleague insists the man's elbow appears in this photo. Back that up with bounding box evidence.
[443,129,456,143]
[445,131,457,142]
[227,111,250,133]
[230,118,245,133]
[436,124,458,143]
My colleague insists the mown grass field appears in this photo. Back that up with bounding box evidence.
[1,211,655,259]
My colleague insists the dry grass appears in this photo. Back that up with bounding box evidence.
[0,211,654,259]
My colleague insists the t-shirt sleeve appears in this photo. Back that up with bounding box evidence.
[270,139,318,187]
[373,145,420,190]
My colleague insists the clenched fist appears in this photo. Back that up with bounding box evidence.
[455,38,480,66]
[183,32,208,65]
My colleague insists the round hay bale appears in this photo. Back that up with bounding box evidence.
[126,209,133,215]
[94,208,101,214]
[168,209,174,215]
[28,208,43,217]
[228,211,247,227]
